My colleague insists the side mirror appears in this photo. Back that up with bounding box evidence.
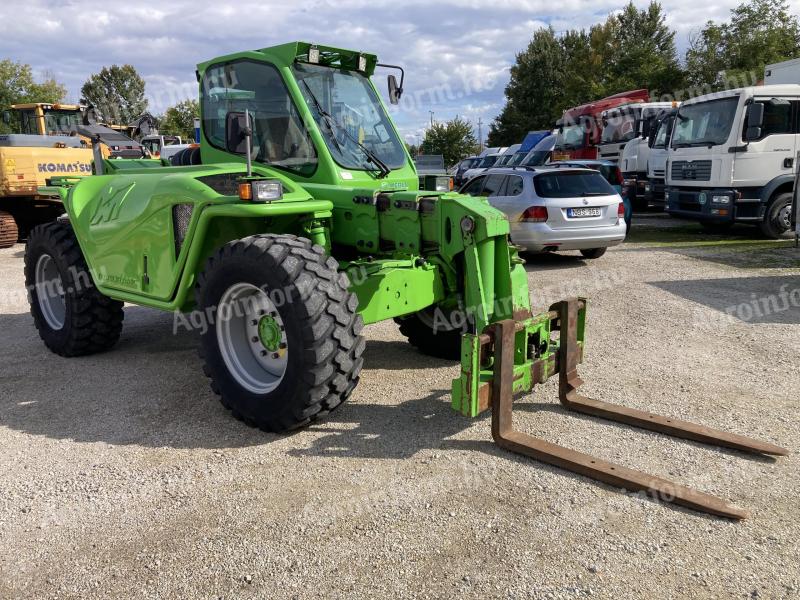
[225,111,253,154]
[744,103,764,141]
[388,75,403,105]
[1,111,10,125]
[641,120,652,139]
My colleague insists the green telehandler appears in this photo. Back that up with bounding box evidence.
[25,42,786,519]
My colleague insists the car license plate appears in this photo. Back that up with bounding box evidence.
[567,207,601,218]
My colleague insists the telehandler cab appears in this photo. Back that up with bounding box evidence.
[25,42,786,519]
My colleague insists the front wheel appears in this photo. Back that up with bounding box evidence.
[580,247,607,259]
[24,222,124,356]
[759,192,792,239]
[195,234,365,432]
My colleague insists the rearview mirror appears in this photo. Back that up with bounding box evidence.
[743,103,764,141]
[225,111,253,154]
[388,74,403,105]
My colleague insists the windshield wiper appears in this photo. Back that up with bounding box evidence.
[301,81,391,179]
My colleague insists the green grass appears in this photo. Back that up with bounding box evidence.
[625,223,800,270]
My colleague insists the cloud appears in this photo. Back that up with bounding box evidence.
[0,0,781,142]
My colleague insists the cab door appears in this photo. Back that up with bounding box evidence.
[733,97,797,188]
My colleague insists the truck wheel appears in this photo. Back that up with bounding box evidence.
[580,248,607,259]
[395,307,464,360]
[195,235,365,432]
[0,210,18,248]
[24,222,124,356]
[759,192,793,239]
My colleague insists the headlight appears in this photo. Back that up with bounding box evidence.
[252,180,283,202]
[434,176,452,192]
[711,195,730,204]
[239,179,283,202]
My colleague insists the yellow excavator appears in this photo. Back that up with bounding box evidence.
[0,103,150,247]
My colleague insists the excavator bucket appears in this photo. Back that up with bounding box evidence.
[463,298,788,519]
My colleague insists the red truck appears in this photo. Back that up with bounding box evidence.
[552,89,650,160]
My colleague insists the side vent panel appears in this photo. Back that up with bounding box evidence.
[172,203,194,259]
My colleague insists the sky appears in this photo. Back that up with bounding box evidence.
[1,0,793,144]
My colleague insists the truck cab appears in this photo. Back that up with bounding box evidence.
[665,86,799,237]
[608,102,677,209]
[644,108,678,209]
[552,89,650,161]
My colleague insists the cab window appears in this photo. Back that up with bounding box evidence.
[743,99,794,140]
[18,110,38,135]
[202,60,317,176]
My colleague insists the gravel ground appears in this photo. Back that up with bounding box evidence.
[0,215,798,599]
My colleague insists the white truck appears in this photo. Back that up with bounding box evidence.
[643,108,678,209]
[765,58,800,85]
[598,101,674,164]
[665,85,798,237]
[608,102,678,209]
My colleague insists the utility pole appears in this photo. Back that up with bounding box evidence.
[429,111,434,128]
[477,118,483,152]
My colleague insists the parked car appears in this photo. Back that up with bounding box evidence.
[460,151,503,183]
[549,159,631,232]
[517,134,556,167]
[459,167,627,258]
[493,144,521,167]
[453,156,480,187]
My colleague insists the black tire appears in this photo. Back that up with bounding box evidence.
[395,307,464,360]
[24,221,124,356]
[169,147,201,166]
[700,221,734,234]
[0,210,18,248]
[195,234,365,432]
[758,192,792,239]
[580,247,607,259]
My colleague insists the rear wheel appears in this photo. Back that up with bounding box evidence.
[759,192,792,239]
[0,210,19,248]
[580,247,607,259]
[395,306,465,360]
[24,221,124,356]
[195,234,365,432]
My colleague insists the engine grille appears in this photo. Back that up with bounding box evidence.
[653,168,665,178]
[671,160,712,181]
[172,204,194,258]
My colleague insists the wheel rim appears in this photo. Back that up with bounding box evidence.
[778,204,792,231]
[35,254,66,330]
[216,283,288,394]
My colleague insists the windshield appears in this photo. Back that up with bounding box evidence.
[43,109,81,135]
[672,97,739,147]
[554,124,586,150]
[477,155,498,168]
[293,62,406,172]
[495,154,513,166]
[505,152,526,167]
[601,111,638,145]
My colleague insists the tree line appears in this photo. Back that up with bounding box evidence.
[0,60,198,140]
[487,0,800,146]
